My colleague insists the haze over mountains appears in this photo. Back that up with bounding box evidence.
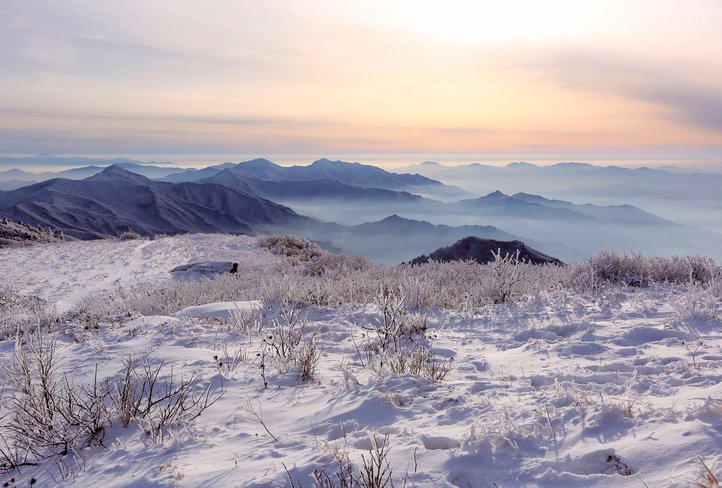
[0,161,185,190]
[0,157,720,262]
[404,161,722,234]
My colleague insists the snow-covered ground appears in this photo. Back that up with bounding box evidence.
[0,234,276,313]
[1,235,721,487]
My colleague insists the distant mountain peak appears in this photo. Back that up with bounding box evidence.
[87,165,151,184]
[551,162,594,169]
[313,158,349,166]
[506,162,537,168]
[485,190,508,198]
[363,214,434,229]
[236,158,276,167]
[512,191,546,201]
[379,214,406,222]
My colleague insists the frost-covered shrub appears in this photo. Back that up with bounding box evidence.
[302,252,373,276]
[0,333,112,469]
[257,306,320,383]
[0,334,222,470]
[379,345,451,381]
[119,231,145,241]
[586,251,719,287]
[485,250,536,303]
[258,235,323,262]
[76,246,719,319]
[79,256,557,316]
[0,288,60,340]
[685,255,718,284]
[589,251,650,286]
[710,269,722,299]
[671,285,719,322]
[0,285,15,311]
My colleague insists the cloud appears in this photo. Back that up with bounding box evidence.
[2,1,722,156]
[631,87,722,132]
[530,48,722,133]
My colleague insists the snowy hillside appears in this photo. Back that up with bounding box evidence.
[0,167,308,239]
[1,235,721,487]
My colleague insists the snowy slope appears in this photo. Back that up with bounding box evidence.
[0,233,275,313]
[0,235,721,487]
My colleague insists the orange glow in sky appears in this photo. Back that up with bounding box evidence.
[1,0,721,165]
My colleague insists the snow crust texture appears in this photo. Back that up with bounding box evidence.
[0,235,721,487]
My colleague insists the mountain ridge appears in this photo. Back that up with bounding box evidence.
[0,166,310,239]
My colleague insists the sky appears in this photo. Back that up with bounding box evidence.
[1,0,722,168]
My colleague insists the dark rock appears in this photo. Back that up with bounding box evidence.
[171,261,239,276]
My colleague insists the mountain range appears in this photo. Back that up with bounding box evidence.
[0,157,469,200]
[163,158,471,200]
[402,161,722,234]
[0,162,186,190]
[0,158,720,262]
[0,166,309,239]
[0,165,571,262]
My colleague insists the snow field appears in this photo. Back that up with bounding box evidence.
[0,235,721,487]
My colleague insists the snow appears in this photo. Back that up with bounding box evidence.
[175,301,262,321]
[1,235,721,487]
[0,234,271,313]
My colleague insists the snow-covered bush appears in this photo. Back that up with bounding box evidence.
[0,289,60,340]
[110,356,222,442]
[0,333,222,470]
[380,345,451,381]
[259,235,323,262]
[119,231,145,241]
[288,435,397,488]
[672,284,719,322]
[0,285,14,310]
[586,251,719,287]
[301,251,373,276]
[75,246,720,321]
[485,250,535,303]
[588,251,650,286]
[259,305,320,382]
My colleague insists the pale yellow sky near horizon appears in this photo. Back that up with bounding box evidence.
[1,0,721,166]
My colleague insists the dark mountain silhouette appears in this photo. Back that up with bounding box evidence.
[307,215,580,264]
[410,236,564,266]
[0,166,309,239]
